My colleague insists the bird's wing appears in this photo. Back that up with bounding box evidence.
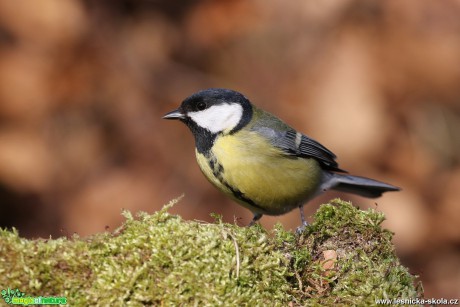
[252,126,347,173]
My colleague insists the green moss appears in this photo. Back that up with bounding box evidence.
[283,200,423,306]
[0,198,422,306]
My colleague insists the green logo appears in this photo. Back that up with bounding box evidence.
[1,288,67,305]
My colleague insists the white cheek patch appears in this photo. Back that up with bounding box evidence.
[189,104,243,133]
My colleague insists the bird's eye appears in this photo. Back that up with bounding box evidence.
[196,101,207,111]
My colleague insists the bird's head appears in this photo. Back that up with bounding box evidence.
[163,88,253,136]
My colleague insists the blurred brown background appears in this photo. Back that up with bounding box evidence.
[0,0,459,300]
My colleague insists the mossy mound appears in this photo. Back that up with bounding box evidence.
[0,198,422,305]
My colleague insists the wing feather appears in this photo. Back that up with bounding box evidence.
[252,126,346,172]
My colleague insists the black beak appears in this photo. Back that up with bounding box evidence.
[162,109,185,120]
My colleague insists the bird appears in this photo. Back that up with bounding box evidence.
[163,88,399,227]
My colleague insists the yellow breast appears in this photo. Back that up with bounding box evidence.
[195,130,323,215]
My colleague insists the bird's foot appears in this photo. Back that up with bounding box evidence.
[295,221,309,234]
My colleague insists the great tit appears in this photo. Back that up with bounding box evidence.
[163,88,399,226]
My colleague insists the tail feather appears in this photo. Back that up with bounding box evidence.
[322,173,400,198]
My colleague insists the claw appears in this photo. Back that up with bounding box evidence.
[296,221,309,234]
[296,205,308,234]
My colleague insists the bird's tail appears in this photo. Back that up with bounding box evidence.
[322,173,400,198]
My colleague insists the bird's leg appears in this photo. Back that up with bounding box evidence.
[296,205,308,234]
[248,213,263,227]
[299,205,309,226]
